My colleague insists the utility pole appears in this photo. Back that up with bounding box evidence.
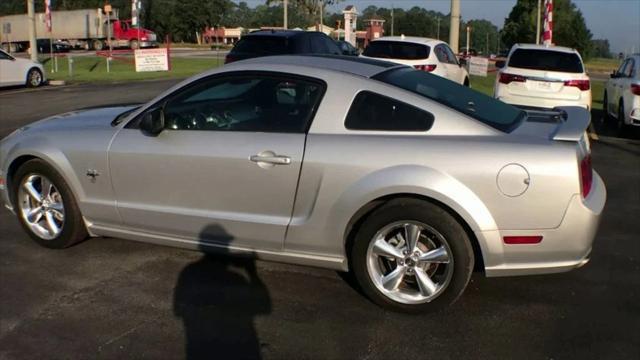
[466,25,470,55]
[536,0,541,44]
[486,32,489,55]
[27,0,37,61]
[284,0,288,29]
[320,1,324,28]
[449,0,460,53]
[391,7,394,36]
[436,17,441,40]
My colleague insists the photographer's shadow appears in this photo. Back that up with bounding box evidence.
[173,225,271,359]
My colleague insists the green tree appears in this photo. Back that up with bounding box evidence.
[501,0,593,57]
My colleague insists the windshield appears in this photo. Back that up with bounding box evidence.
[363,41,430,60]
[374,67,526,132]
[508,49,584,73]
[231,36,290,55]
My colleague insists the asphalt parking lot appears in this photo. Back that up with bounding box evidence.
[0,82,639,359]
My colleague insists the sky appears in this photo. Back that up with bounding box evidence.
[237,0,640,53]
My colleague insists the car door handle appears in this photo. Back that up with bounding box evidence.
[250,153,291,165]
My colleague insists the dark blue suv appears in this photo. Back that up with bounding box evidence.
[225,30,344,63]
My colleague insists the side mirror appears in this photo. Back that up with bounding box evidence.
[495,60,506,69]
[459,58,467,66]
[610,71,618,79]
[140,107,165,136]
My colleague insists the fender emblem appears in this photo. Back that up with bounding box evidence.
[86,169,100,182]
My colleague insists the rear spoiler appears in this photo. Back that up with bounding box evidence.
[550,106,590,142]
[522,106,590,142]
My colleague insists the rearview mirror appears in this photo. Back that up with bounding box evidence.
[140,107,165,136]
[495,60,506,69]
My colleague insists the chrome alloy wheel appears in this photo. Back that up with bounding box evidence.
[366,221,454,304]
[29,70,42,87]
[18,174,65,240]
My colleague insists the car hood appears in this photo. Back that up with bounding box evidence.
[24,105,140,132]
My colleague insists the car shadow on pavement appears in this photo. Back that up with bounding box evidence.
[173,224,271,360]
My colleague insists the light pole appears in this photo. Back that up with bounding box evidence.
[436,17,441,40]
[27,0,37,61]
[536,0,541,44]
[449,0,460,53]
[391,7,394,36]
[466,25,471,55]
[284,0,288,29]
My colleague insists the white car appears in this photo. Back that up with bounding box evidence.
[603,54,640,130]
[0,49,46,88]
[361,36,469,85]
[494,44,591,110]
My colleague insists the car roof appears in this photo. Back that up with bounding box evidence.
[225,55,403,78]
[512,43,578,54]
[245,30,318,38]
[372,36,444,46]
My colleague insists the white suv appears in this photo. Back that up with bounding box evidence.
[361,36,469,85]
[494,44,591,110]
[604,54,640,130]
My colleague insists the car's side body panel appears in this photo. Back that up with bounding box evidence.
[0,56,605,278]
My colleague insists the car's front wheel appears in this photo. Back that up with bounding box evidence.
[26,68,43,88]
[351,198,474,313]
[12,159,87,249]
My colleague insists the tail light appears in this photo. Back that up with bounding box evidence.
[414,64,437,72]
[499,72,526,84]
[580,154,593,198]
[631,84,640,95]
[564,79,590,91]
[224,55,235,64]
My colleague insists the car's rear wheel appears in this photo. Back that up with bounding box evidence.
[26,68,42,88]
[351,198,474,313]
[602,92,612,123]
[130,40,139,50]
[617,101,626,134]
[12,159,87,249]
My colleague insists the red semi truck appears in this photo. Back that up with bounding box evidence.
[0,8,157,52]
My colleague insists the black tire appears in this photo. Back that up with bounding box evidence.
[350,198,474,313]
[617,101,626,135]
[602,92,612,123]
[26,68,42,88]
[463,77,470,87]
[12,159,88,249]
[93,40,104,51]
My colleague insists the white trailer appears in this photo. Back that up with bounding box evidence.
[0,8,119,52]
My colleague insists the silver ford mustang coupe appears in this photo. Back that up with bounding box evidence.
[0,56,606,312]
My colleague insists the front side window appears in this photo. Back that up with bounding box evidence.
[0,49,12,60]
[160,74,325,133]
[616,59,628,76]
[374,67,525,132]
[345,91,434,131]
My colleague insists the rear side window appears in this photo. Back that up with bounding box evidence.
[345,91,434,131]
[508,49,584,73]
[374,67,525,132]
[231,36,290,55]
[363,41,430,60]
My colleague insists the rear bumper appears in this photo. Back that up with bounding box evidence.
[480,171,606,277]
[497,94,590,110]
